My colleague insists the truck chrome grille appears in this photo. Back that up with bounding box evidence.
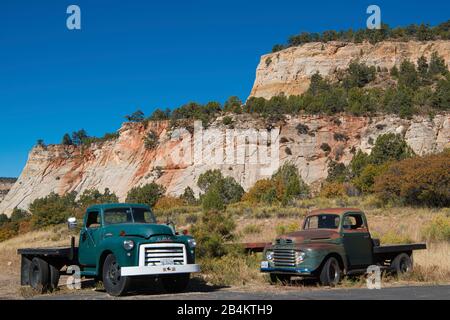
[273,248,296,267]
[140,243,187,267]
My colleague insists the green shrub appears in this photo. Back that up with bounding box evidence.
[202,187,225,212]
[180,186,197,205]
[198,170,244,208]
[143,130,159,150]
[421,214,450,242]
[29,192,77,229]
[370,133,414,165]
[320,182,347,198]
[353,163,389,193]
[77,188,118,210]
[10,208,31,223]
[191,211,235,258]
[0,214,9,227]
[126,183,166,208]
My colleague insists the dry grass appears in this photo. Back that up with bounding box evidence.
[0,225,75,298]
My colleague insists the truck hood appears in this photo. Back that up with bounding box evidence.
[103,223,175,239]
[277,229,340,244]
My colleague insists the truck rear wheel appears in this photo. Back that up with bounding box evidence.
[161,273,190,293]
[29,257,50,293]
[102,254,131,296]
[48,264,60,291]
[391,253,413,275]
[319,257,341,286]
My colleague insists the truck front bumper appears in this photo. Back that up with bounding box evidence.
[260,261,312,275]
[121,264,200,277]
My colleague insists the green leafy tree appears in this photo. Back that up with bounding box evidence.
[71,130,88,146]
[148,108,171,121]
[10,208,30,223]
[126,183,166,208]
[29,192,77,228]
[125,109,145,122]
[144,130,159,150]
[0,214,9,227]
[223,96,243,114]
[77,188,119,209]
[201,187,224,212]
[180,187,197,205]
[62,133,73,146]
[369,133,414,165]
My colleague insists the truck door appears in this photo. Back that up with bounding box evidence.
[341,212,373,268]
[78,210,102,267]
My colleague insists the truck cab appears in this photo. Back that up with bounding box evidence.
[261,208,426,286]
[19,203,200,296]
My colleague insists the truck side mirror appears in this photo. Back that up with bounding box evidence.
[67,217,77,230]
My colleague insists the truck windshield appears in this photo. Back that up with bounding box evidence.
[103,207,157,225]
[304,214,340,230]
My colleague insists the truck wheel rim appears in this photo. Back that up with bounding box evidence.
[329,260,338,282]
[108,261,121,284]
[400,258,410,273]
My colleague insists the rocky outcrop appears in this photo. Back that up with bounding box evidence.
[0,114,449,216]
[250,40,450,99]
[0,178,17,203]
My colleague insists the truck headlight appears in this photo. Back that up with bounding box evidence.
[123,240,135,251]
[187,238,197,249]
[295,251,305,264]
[265,250,274,262]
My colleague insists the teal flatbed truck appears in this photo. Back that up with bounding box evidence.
[261,208,426,286]
[18,203,200,296]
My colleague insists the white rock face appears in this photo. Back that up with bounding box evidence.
[0,114,448,216]
[250,40,450,99]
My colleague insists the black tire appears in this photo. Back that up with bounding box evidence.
[391,253,413,275]
[319,257,342,286]
[28,257,50,293]
[161,274,190,293]
[48,264,60,291]
[269,273,291,284]
[102,254,131,296]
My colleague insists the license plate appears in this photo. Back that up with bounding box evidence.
[160,258,174,266]
[261,261,269,269]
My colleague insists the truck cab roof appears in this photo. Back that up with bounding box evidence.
[307,208,363,217]
[86,203,151,211]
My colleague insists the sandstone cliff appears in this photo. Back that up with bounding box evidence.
[250,41,450,99]
[1,114,449,215]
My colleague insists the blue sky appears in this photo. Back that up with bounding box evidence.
[1,0,449,177]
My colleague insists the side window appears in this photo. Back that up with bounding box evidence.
[86,211,100,229]
[343,213,366,231]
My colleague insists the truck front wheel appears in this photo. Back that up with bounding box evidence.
[319,257,342,286]
[102,254,131,296]
[161,273,190,293]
